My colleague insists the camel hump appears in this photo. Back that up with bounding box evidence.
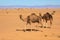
[31,13,36,15]
[46,12,49,14]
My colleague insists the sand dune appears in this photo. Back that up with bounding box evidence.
[0,8,60,40]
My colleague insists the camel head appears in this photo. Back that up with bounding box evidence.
[39,13,41,16]
[19,15,22,19]
[31,13,36,16]
[51,11,56,15]
[19,15,24,21]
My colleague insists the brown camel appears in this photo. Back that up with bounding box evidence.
[42,11,55,28]
[19,13,43,31]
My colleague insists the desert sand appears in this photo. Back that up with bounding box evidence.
[0,8,60,40]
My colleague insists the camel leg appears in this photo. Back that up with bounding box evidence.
[24,22,31,32]
[42,19,46,28]
[45,23,47,28]
[43,20,47,28]
[38,19,43,28]
[50,20,52,27]
[46,20,52,28]
[43,20,48,28]
[35,22,40,30]
[40,21,43,28]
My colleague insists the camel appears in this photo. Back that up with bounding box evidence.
[19,13,43,31]
[42,11,55,28]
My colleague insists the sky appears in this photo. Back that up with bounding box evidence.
[0,0,60,6]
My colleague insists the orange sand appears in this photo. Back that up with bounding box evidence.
[0,8,60,40]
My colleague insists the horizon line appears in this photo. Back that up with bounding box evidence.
[0,5,60,8]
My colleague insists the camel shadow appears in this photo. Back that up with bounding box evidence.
[38,26,51,28]
[16,29,40,32]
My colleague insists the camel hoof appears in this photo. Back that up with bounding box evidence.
[44,26,46,28]
[39,26,43,28]
[40,30,43,32]
[40,26,43,28]
[47,27,51,28]
[26,29,31,31]
[32,29,39,31]
[23,29,26,32]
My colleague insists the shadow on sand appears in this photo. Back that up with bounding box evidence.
[16,26,51,32]
[16,29,41,32]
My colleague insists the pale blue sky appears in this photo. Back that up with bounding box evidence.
[0,0,60,6]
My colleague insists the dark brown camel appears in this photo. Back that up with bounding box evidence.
[42,11,55,28]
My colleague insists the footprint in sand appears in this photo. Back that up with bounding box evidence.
[44,35,48,37]
[57,35,60,38]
